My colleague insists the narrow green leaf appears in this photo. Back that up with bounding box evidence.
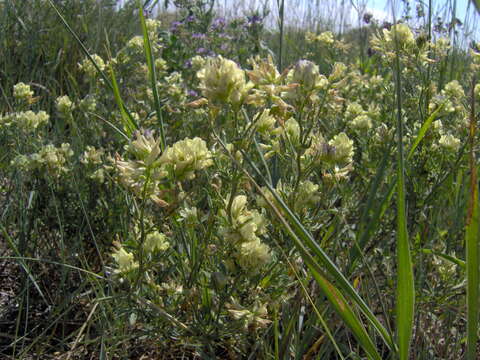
[392,24,415,360]
[309,267,382,360]
[466,184,479,360]
[109,64,136,137]
[349,147,392,267]
[420,249,466,270]
[138,1,166,150]
[466,79,479,360]
[254,180,381,359]
[1,227,48,305]
[213,134,395,353]
[407,103,444,160]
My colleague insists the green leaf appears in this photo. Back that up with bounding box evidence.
[420,249,466,270]
[392,28,415,360]
[138,1,166,150]
[466,83,479,360]
[109,64,137,137]
[407,103,444,160]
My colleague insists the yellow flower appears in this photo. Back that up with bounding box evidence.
[197,55,252,108]
[144,231,169,253]
[329,132,354,164]
[13,82,33,100]
[160,137,213,180]
[112,246,138,273]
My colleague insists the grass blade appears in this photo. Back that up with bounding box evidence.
[392,19,415,360]
[466,78,479,360]
[138,1,166,150]
[407,103,444,160]
[109,64,137,136]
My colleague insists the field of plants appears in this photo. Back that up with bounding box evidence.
[2,0,480,358]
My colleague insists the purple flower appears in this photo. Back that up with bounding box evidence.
[211,17,226,30]
[192,33,206,39]
[247,15,262,24]
[196,47,207,54]
[184,60,192,68]
[186,15,196,23]
[187,89,198,97]
[220,43,228,51]
[170,21,182,32]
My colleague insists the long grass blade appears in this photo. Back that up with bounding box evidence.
[138,1,166,150]
[466,78,479,360]
[244,152,394,350]
[392,15,415,360]
[407,103,444,160]
[109,64,137,136]
[254,178,382,359]
[420,249,466,270]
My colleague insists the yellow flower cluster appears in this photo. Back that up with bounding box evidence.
[219,195,271,273]
[56,95,75,116]
[12,143,73,177]
[0,110,49,131]
[197,55,253,108]
[13,82,33,101]
[78,54,106,78]
[160,137,213,180]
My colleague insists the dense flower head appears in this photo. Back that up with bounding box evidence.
[329,132,354,164]
[79,95,97,112]
[438,134,460,151]
[80,146,104,165]
[78,54,106,78]
[371,23,419,59]
[253,109,277,136]
[197,55,252,107]
[0,110,49,130]
[284,118,300,145]
[13,82,33,100]
[227,301,271,330]
[56,95,74,115]
[443,80,464,99]
[160,137,213,180]
[220,195,267,244]
[126,130,162,166]
[294,180,321,212]
[236,237,271,272]
[12,143,73,176]
[286,60,327,92]
[112,246,138,273]
[144,231,169,253]
[247,55,281,86]
[350,114,372,131]
[384,23,415,47]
